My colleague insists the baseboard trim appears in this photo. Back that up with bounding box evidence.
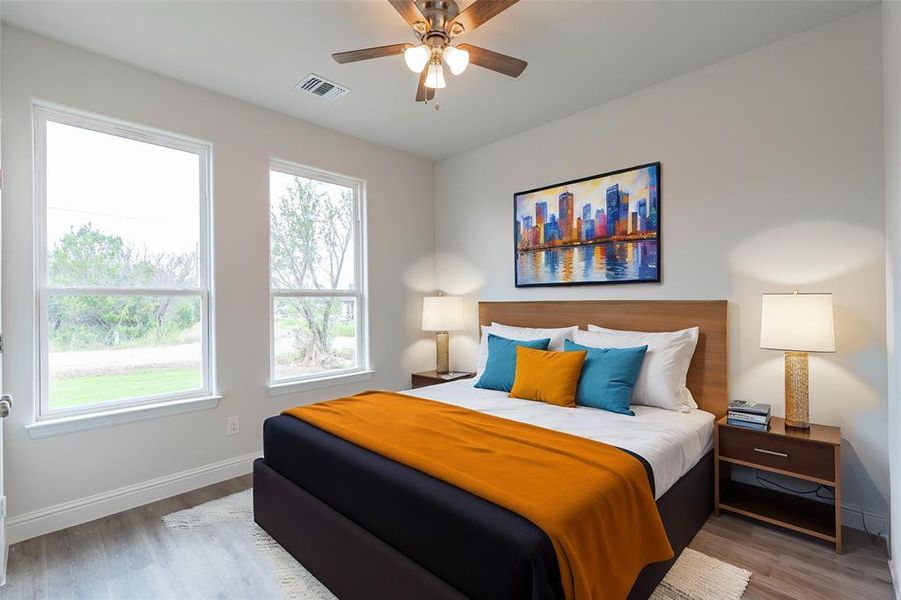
[6,451,259,545]
[889,559,899,600]
[842,503,888,538]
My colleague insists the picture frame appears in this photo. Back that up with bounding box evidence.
[514,162,661,287]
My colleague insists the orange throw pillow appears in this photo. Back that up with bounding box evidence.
[509,346,587,407]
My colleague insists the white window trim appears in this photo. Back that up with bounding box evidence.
[267,370,374,397]
[24,395,222,440]
[33,103,216,422]
[267,158,369,389]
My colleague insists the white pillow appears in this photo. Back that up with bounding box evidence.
[474,323,578,380]
[490,323,577,351]
[577,325,700,411]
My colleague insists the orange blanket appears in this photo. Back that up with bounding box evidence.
[284,391,672,600]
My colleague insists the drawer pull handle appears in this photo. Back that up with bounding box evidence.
[754,448,789,458]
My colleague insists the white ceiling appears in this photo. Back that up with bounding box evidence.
[1,1,874,160]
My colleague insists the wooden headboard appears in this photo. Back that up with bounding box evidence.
[478,300,728,418]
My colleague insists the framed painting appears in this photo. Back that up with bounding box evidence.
[514,162,661,287]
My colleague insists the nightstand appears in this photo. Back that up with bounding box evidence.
[714,416,842,552]
[411,370,475,389]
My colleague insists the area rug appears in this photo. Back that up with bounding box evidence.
[163,489,751,600]
[649,547,751,600]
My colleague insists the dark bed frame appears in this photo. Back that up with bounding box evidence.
[254,300,728,599]
[254,451,713,600]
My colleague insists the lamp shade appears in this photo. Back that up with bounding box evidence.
[422,296,463,332]
[760,293,835,352]
[443,45,470,75]
[424,62,446,89]
[404,44,430,73]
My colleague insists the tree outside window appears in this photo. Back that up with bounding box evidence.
[269,163,365,382]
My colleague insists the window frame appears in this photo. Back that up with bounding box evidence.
[33,103,215,420]
[268,158,369,387]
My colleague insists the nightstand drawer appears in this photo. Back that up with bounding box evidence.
[718,425,836,482]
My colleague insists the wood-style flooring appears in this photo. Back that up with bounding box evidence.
[2,475,893,599]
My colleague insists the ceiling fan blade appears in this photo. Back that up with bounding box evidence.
[415,69,435,102]
[457,44,527,77]
[332,43,412,64]
[448,0,520,35]
[388,0,427,29]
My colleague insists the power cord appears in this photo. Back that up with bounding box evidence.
[754,470,885,539]
[754,470,819,495]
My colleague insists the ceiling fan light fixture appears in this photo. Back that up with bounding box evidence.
[443,45,469,75]
[404,44,431,73]
[333,0,528,103]
[425,62,447,89]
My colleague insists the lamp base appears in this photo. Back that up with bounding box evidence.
[784,351,810,429]
[435,331,449,374]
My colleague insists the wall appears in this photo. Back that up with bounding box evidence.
[884,0,901,591]
[1,25,436,539]
[435,8,887,526]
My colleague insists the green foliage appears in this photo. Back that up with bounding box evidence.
[271,177,355,368]
[50,225,127,286]
[47,175,357,370]
[47,224,200,351]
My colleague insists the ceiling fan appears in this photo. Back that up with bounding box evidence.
[332,0,527,103]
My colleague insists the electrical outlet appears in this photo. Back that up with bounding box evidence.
[226,416,240,436]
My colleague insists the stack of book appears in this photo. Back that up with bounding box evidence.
[727,401,771,431]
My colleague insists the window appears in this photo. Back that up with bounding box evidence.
[35,105,213,418]
[269,160,367,385]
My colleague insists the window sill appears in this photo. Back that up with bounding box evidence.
[25,395,222,440]
[268,370,374,397]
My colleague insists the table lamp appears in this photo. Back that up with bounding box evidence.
[422,295,464,374]
[760,292,835,429]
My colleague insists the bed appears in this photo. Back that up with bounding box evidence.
[254,300,728,600]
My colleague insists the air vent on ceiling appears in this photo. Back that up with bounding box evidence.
[295,73,350,102]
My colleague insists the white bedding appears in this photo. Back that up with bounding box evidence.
[402,379,715,499]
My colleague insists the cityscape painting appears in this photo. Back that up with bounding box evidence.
[514,162,660,287]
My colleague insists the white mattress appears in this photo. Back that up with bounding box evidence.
[402,379,715,499]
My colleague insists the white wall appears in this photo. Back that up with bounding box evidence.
[884,0,901,591]
[0,25,436,538]
[1,6,892,544]
[435,8,887,525]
